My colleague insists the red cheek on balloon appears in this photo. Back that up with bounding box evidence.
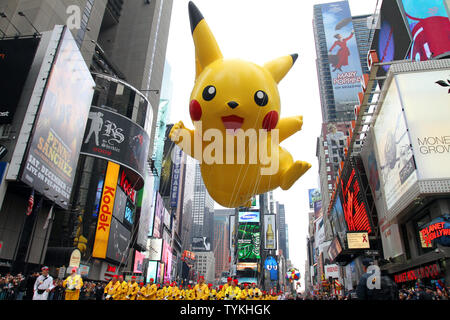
[262,111,279,131]
[190,99,202,121]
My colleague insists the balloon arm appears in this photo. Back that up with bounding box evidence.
[278,116,303,142]
[169,121,196,159]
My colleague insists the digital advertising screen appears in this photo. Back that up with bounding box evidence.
[106,217,131,264]
[339,160,372,234]
[20,27,95,208]
[237,224,261,261]
[238,211,260,223]
[371,0,412,85]
[152,192,164,238]
[124,199,135,228]
[0,37,40,124]
[321,1,364,109]
[400,0,450,61]
[113,187,127,224]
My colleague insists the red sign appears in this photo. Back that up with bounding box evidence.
[119,170,136,203]
[394,263,441,283]
[420,222,450,246]
[340,166,372,233]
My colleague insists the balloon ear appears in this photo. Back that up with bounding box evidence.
[189,2,223,79]
[264,54,298,83]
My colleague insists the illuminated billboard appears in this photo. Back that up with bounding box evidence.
[321,1,364,108]
[20,27,94,208]
[308,188,321,210]
[237,224,260,261]
[400,0,450,61]
[238,211,260,223]
[263,214,277,250]
[339,158,372,233]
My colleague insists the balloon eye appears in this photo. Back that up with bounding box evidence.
[267,265,272,271]
[203,85,216,101]
[273,266,278,271]
[254,90,268,106]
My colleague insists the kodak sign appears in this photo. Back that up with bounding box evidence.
[92,161,120,259]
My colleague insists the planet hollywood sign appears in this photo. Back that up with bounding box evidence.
[394,263,441,284]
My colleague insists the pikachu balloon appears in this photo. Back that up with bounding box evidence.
[170,2,311,208]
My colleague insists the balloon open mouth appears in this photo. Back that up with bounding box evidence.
[222,115,244,133]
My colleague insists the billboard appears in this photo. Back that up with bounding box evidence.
[236,262,258,271]
[308,188,321,210]
[146,261,158,283]
[124,199,135,229]
[395,69,450,180]
[112,187,127,224]
[20,28,94,208]
[400,0,450,61]
[192,237,211,251]
[373,78,418,211]
[92,161,120,259]
[80,106,150,179]
[327,236,343,262]
[134,250,145,274]
[153,192,164,238]
[161,241,172,283]
[170,146,183,208]
[237,224,260,261]
[321,1,364,108]
[137,167,154,247]
[263,214,277,250]
[264,256,278,281]
[371,0,411,84]
[346,232,370,249]
[147,238,163,261]
[106,217,131,264]
[238,211,260,223]
[324,264,340,279]
[0,37,40,124]
[313,200,323,220]
[330,193,347,234]
[339,160,372,233]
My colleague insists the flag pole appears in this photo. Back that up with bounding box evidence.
[38,196,57,267]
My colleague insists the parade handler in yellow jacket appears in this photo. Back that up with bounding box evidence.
[104,275,121,300]
[63,267,83,300]
[117,275,128,300]
[193,276,209,300]
[126,276,140,300]
[225,279,241,300]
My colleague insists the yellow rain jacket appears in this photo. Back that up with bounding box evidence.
[104,280,121,300]
[193,283,209,300]
[225,286,241,300]
[63,274,83,300]
[126,281,140,300]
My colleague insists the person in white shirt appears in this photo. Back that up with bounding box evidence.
[33,266,55,300]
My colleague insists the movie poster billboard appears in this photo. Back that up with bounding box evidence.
[20,28,94,208]
[321,1,364,108]
[81,106,150,179]
[373,78,418,212]
[0,37,40,124]
[146,261,158,283]
[161,241,172,283]
[400,0,450,61]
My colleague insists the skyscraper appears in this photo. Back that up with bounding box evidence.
[214,209,234,280]
[191,163,215,251]
[276,202,288,259]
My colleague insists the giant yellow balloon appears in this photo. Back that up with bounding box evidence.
[170,2,311,208]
